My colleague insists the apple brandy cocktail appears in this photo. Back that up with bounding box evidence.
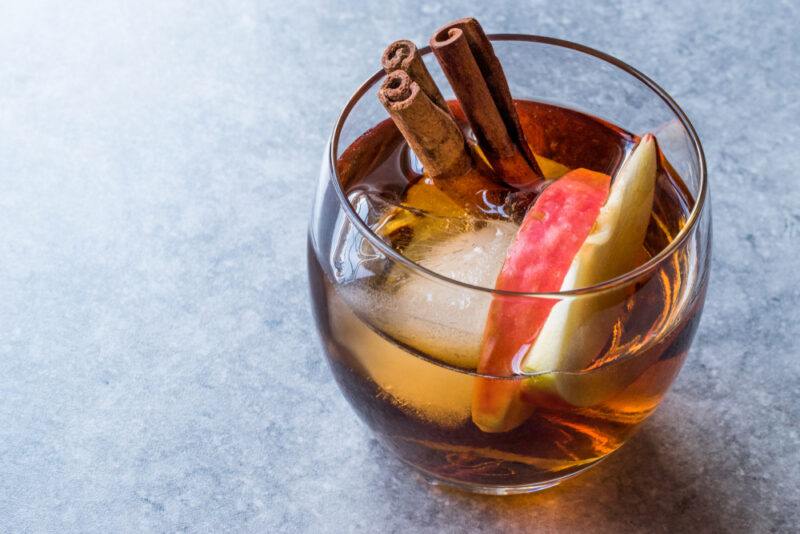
[308,18,709,494]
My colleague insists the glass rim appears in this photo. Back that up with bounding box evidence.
[327,33,708,298]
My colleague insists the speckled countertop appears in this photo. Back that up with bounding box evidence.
[1,1,798,532]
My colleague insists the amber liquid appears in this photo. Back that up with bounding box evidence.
[309,100,706,488]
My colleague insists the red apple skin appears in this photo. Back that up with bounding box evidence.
[472,168,611,432]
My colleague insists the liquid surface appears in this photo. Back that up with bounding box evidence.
[340,101,690,288]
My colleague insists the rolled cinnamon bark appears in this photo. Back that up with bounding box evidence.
[378,70,472,179]
[430,18,542,186]
[381,40,448,112]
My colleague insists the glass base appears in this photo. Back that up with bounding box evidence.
[410,461,600,495]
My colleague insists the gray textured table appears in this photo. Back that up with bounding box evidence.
[2,1,798,532]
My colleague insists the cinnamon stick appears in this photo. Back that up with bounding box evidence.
[377,70,472,179]
[381,40,448,112]
[430,18,543,186]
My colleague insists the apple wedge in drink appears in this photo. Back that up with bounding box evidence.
[523,135,657,405]
[472,168,611,432]
[472,135,658,432]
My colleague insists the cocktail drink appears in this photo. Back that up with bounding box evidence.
[309,18,709,494]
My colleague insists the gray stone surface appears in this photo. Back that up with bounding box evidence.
[1,1,798,532]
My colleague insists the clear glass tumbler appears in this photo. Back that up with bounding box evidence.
[308,35,710,494]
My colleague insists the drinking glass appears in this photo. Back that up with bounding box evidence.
[308,35,710,494]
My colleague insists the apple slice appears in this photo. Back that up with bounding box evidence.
[522,134,658,405]
[533,153,571,180]
[472,168,611,432]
